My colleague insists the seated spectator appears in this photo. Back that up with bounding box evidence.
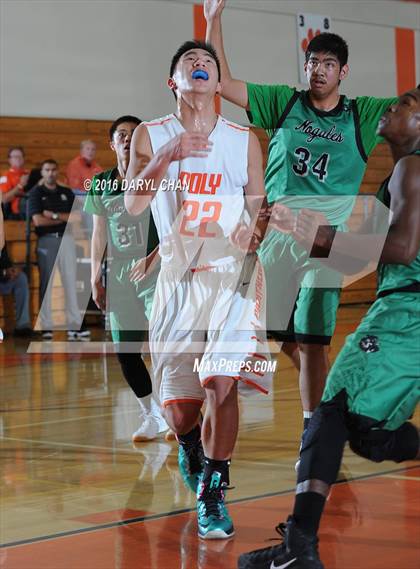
[0,196,3,342]
[0,244,34,337]
[28,159,90,341]
[0,194,4,252]
[66,140,102,190]
[0,147,29,219]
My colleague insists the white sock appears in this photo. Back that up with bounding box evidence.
[150,396,163,419]
[137,394,152,414]
[303,411,313,420]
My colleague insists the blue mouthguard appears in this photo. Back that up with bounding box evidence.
[192,70,209,80]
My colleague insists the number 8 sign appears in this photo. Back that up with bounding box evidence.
[297,13,332,85]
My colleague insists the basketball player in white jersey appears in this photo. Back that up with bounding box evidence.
[125,40,272,540]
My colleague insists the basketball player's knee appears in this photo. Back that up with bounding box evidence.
[349,422,419,463]
[297,341,325,353]
[163,404,201,435]
[302,394,347,449]
[298,394,348,484]
[205,377,238,408]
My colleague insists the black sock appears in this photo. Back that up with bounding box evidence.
[203,457,230,486]
[293,492,326,537]
[177,424,201,446]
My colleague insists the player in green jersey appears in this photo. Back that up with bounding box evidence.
[237,86,420,569]
[84,115,169,442]
[205,0,398,449]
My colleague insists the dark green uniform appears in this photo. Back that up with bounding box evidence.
[247,84,397,343]
[84,168,159,343]
[323,153,420,430]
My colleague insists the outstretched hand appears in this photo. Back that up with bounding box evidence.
[230,221,261,254]
[268,203,296,234]
[293,208,330,250]
[204,0,225,22]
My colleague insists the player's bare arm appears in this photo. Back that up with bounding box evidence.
[125,124,212,216]
[204,0,249,109]
[294,155,420,272]
[381,155,420,264]
[91,214,107,310]
[231,130,268,253]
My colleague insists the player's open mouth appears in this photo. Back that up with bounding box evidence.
[192,69,209,81]
[312,79,326,86]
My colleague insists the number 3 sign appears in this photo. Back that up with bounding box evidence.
[297,13,332,85]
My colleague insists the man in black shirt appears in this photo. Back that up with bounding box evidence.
[28,159,84,340]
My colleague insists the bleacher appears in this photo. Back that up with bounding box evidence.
[0,117,393,331]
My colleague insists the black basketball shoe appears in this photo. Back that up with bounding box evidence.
[238,516,324,569]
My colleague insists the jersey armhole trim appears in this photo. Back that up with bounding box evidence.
[352,100,368,163]
[274,90,300,132]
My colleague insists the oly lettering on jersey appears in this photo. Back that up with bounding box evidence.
[179,171,222,195]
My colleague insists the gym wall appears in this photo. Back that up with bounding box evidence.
[0,0,419,123]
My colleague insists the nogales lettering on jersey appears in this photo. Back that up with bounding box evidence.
[179,171,222,195]
[295,120,344,144]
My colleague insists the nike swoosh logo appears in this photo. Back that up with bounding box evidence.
[270,559,297,569]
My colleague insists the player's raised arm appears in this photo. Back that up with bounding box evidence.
[125,124,212,216]
[204,0,249,109]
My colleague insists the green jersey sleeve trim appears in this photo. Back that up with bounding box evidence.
[83,170,112,216]
[356,96,398,156]
[83,173,105,215]
[275,90,301,130]
[352,100,368,163]
[246,83,296,136]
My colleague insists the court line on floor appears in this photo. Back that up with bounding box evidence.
[0,436,145,454]
[382,474,420,481]
[1,409,140,430]
[1,464,418,549]
[1,387,299,430]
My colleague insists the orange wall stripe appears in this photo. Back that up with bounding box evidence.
[395,28,416,94]
[193,3,206,40]
[193,4,221,113]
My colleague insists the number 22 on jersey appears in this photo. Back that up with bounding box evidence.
[179,199,222,238]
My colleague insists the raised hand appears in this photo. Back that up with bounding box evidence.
[162,132,213,163]
[204,0,225,22]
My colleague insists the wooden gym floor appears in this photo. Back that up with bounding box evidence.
[0,305,419,569]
